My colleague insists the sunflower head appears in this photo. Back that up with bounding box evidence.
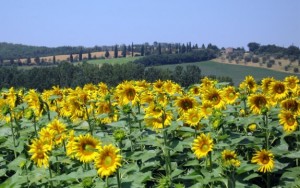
[28,138,52,168]
[251,149,274,173]
[279,110,298,133]
[221,86,239,105]
[181,108,202,127]
[94,144,122,178]
[285,75,299,92]
[247,123,257,132]
[261,77,275,94]
[192,133,214,159]
[74,134,101,163]
[202,88,225,109]
[239,76,257,93]
[248,94,269,114]
[280,98,300,115]
[221,150,240,168]
[175,95,197,113]
[269,81,289,101]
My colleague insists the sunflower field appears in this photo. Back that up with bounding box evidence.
[0,75,299,188]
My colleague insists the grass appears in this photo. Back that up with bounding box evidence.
[85,56,140,65]
[155,60,298,85]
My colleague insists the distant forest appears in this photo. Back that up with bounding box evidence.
[0,62,233,91]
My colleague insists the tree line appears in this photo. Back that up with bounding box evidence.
[0,42,218,66]
[0,62,232,91]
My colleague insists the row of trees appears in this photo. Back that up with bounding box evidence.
[134,49,218,66]
[247,42,300,58]
[0,62,232,91]
[0,42,218,66]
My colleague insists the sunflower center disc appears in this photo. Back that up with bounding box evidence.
[104,156,112,166]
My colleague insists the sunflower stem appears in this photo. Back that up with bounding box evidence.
[48,163,54,188]
[162,111,171,178]
[116,168,121,188]
[228,170,236,188]
[33,115,38,138]
[266,172,270,188]
[263,113,269,150]
[106,176,109,188]
[85,106,93,136]
[127,114,134,152]
[43,101,51,121]
[9,112,17,158]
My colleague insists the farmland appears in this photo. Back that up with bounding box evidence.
[156,60,298,86]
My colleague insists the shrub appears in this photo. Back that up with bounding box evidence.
[294,67,299,73]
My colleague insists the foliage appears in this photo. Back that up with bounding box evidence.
[134,49,217,66]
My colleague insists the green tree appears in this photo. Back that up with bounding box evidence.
[88,50,92,60]
[52,56,56,64]
[79,48,83,61]
[181,44,186,53]
[201,44,205,49]
[158,43,162,55]
[122,45,127,57]
[105,50,110,58]
[141,45,144,56]
[70,54,74,63]
[26,57,31,65]
[114,45,118,58]
[131,42,134,57]
[247,42,260,53]
[34,57,40,64]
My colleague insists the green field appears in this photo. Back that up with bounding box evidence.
[155,60,299,85]
[85,56,140,65]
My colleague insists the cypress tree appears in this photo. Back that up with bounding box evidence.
[114,45,118,58]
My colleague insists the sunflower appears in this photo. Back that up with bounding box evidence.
[202,88,225,109]
[269,81,289,101]
[239,76,257,93]
[280,98,300,115]
[38,127,55,147]
[192,133,214,159]
[163,80,179,96]
[279,110,298,133]
[200,77,216,91]
[24,89,43,117]
[181,108,202,127]
[285,75,299,93]
[221,150,241,167]
[144,110,173,130]
[153,80,165,94]
[74,134,101,163]
[140,91,154,105]
[95,100,118,124]
[261,77,275,94]
[2,87,18,109]
[188,85,201,96]
[94,144,122,178]
[175,95,198,114]
[66,130,76,158]
[221,86,239,105]
[28,138,52,168]
[115,81,140,106]
[200,101,214,119]
[97,82,110,97]
[248,93,269,114]
[47,119,67,145]
[251,149,274,173]
[247,123,257,132]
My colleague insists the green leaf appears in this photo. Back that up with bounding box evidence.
[236,163,257,174]
[243,173,260,181]
[285,151,300,159]
[171,168,184,178]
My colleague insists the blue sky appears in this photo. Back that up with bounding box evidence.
[1,0,300,49]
